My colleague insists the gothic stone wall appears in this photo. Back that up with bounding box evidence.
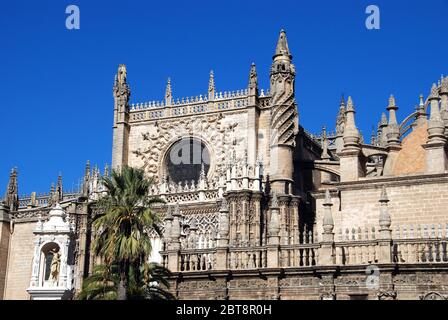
[4,221,35,300]
[171,265,448,300]
[126,111,254,180]
[314,174,448,240]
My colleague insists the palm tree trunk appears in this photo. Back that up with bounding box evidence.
[117,275,127,300]
[117,261,127,300]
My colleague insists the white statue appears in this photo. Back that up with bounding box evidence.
[48,248,61,286]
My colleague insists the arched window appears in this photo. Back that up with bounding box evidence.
[165,138,210,184]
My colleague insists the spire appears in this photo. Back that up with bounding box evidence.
[273,29,292,61]
[386,94,400,147]
[113,64,130,111]
[414,94,427,127]
[4,168,19,211]
[381,112,388,126]
[104,163,110,177]
[56,174,63,202]
[165,77,172,106]
[342,96,360,150]
[336,95,346,136]
[82,160,90,198]
[208,70,215,100]
[248,63,258,94]
[387,95,398,125]
[442,77,448,95]
[116,64,127,85]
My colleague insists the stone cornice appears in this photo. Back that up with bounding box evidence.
[312,173,448,197]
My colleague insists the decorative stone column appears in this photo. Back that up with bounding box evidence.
[378,186,392,263]
[267,194,280,268]
[167,204,181,272]
[216,198,229,270]
[383,95,402,175]
[319,190,335,265]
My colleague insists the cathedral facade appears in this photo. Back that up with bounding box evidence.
[1,30,448,300]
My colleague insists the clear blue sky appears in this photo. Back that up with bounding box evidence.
[0,0,447,196]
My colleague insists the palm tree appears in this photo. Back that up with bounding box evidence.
[92,166,165,300]
[127,262,175,300]
[76,264,119,300]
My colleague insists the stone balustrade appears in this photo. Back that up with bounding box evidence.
[128,89,271,123]
[161,221,448,273]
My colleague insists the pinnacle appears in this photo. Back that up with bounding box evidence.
[274,29,292,60]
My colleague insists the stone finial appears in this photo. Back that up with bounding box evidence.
[380,112,388,126]
[165,78,172,105]
[386,95,401,147]
[342,96,360,149]
[82,161,91,198]
[429,83,440,100]
[208,70,215,99]
[336,95,346,136]
[321,126,331,160]
[104,163,109,177]
[4,167,19,211]
[30,192,37,207]
[415,94,428,126]
[274,29,292,60]
[248,63,258,92]
[441,77,448,94]
[427,83,445,144]
[346,96,354,112]
[419,94,425,108]
[388,94,396,109]
[56,174,63,201]
[379,186,392,236]
[116,64,127,85]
